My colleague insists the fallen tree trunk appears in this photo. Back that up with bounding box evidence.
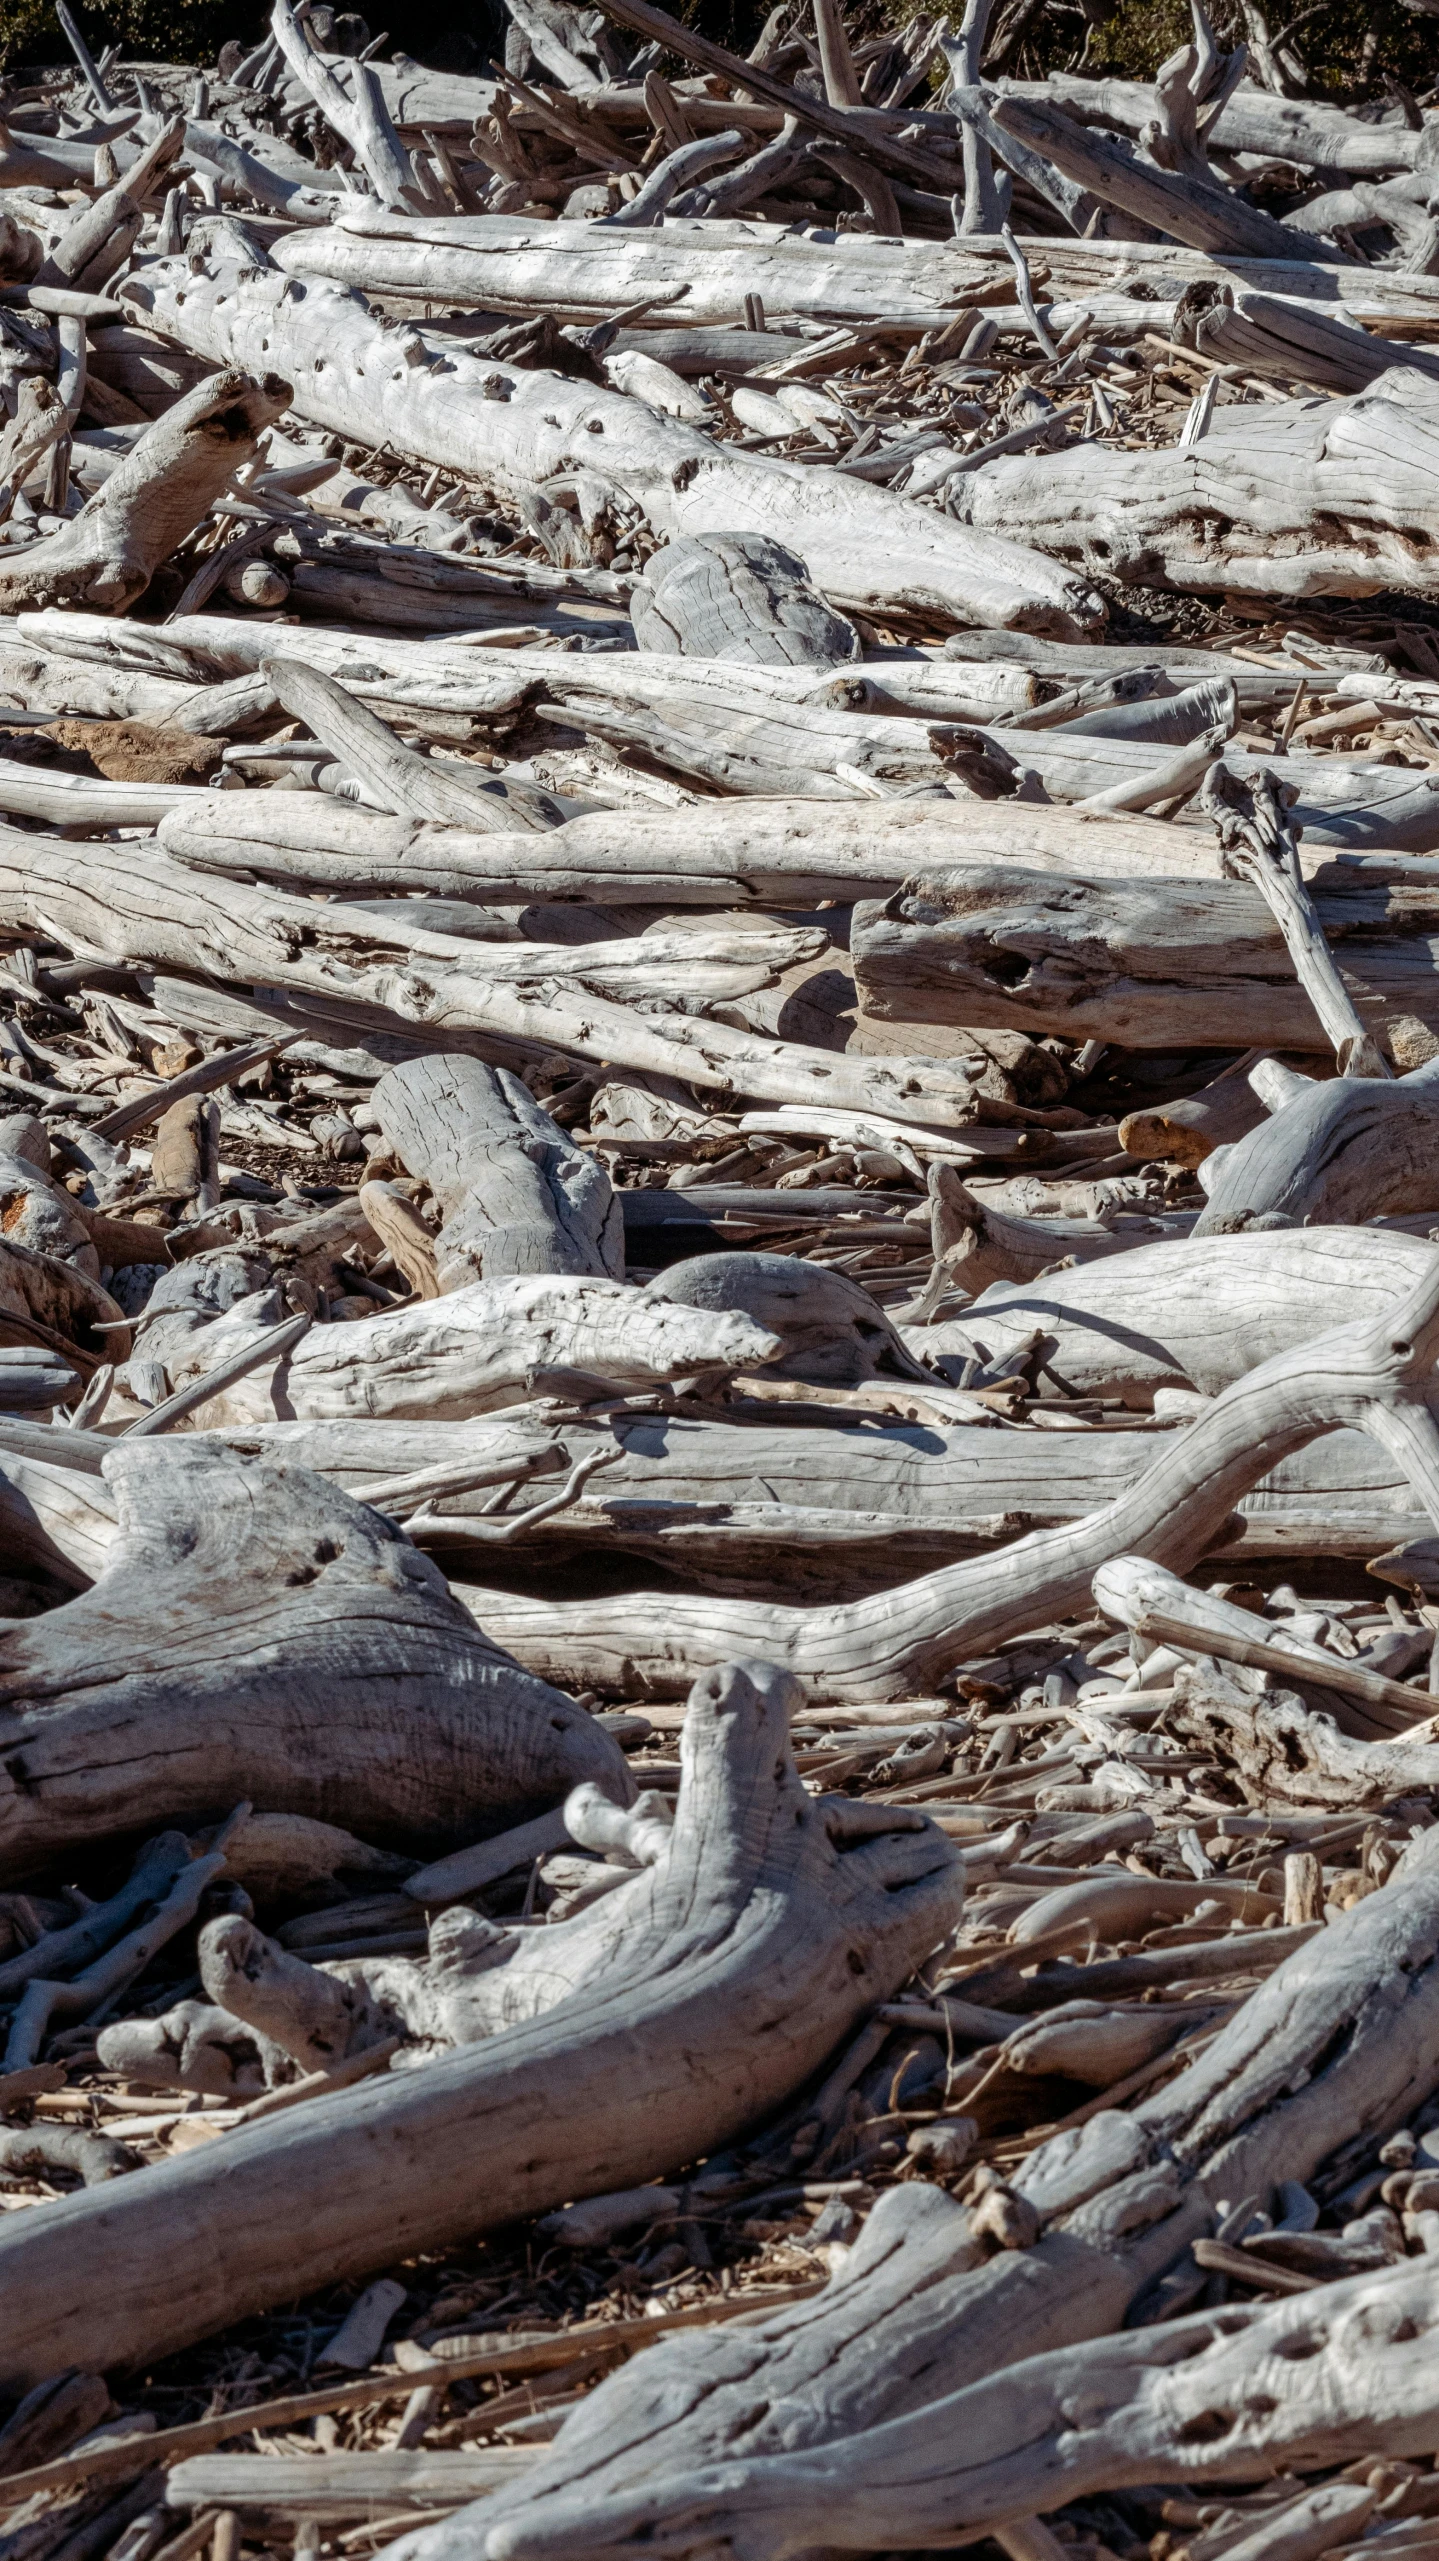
[0,1660,963,2388]
[851,862,1439,1054]
[954,383,1439,608]
[0,832,979,1127]
[457,1248,1439,1697]
[372,1057,623,1284]
[930,1227,1439,1404]
[464,2238,1439,2560]
[121,253,1105,636]
[152,790,1299,908]
[990,91,1345,260]
[0,1438,633,1871]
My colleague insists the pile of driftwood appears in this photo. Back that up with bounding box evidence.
[7,6,1439,2561]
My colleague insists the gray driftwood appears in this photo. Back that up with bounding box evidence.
[0,1439,631,1870]
[851,863,1439,1054]
[373,1057,623,1287]
[628,534,861,667]
[1195,1058,1439,1231]
[374,1827,1439,2561]
[460,1250,1439,1697]
[0,1662,962,2388]
[0,370,290,612]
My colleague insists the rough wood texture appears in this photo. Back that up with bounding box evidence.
[378,1824,1439,2561]
[628,534,860,667]
[851,862,1439,1053]
[0,369,290,612]
[122,254,1105,637]
[372,1057,623,1285]
[1195,1059,1439,1231]
[459,1248,1439,1697]
[0,1440,632,1869]
[0,1661,962,2388]
[0,835,980,1127]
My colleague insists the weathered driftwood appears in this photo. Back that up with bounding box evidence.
[1173,281,1439,396]
[376,1828,1439,2561]
[449,2242,1439,2557]
[0,1661,962,2388]
[0,835,987,1125]
[1170,1657,1439,1806]
[1093,1555,1433,1740]
[1201,765,1390,1078]
[1196,1059,1439,1231]
[939,1228,1439,1405]
[460,1250,1439,1697]
[989,91,1341,261]
[176,1403,1434,1602]
[851,863,1439,1054]
[122,253,1105,636]
[372,1057,623,1286]
[0,1439,632,1869]
[628,534,860,667]
[270,0,419,211]
[165,2451,536,2516]
[955,384,1439,608]
[925,1165,1155,1293]
[647,1252,925,1387]
[262,656,560,835]
[0,370,290,612]
[168,1274,780,1427]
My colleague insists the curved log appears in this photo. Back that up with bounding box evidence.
[0,1440,632,1871]
[0,1661,963,2388]
[472,2249,1439,2561]
[461,1249,1439,1696]
[920,1229,1439,1405]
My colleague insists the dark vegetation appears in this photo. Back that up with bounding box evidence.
[0,0,1433,161]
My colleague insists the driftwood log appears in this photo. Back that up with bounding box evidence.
[0,1440,634,1869]
[0,1661,962,2387]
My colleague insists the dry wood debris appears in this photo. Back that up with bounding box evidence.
[5,8,1439,2561]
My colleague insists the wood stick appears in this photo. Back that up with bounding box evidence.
[1130,1606,1439,1728]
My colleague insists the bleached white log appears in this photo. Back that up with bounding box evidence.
[0,1661,962,2386]
[931,1228,1439,1405]
[459,2242,1439,2559]
[268,207,1439,329]
[0,834,981,1127]
[270,0,418,211]
[956,382,1439,608]
[852,860,1439,1052]
[169,1276,781,1428]
[457,1248,1439,1698]
[122,254,1104,637]
[1196,1059,1439,1231]
[372,1058,623,1286]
